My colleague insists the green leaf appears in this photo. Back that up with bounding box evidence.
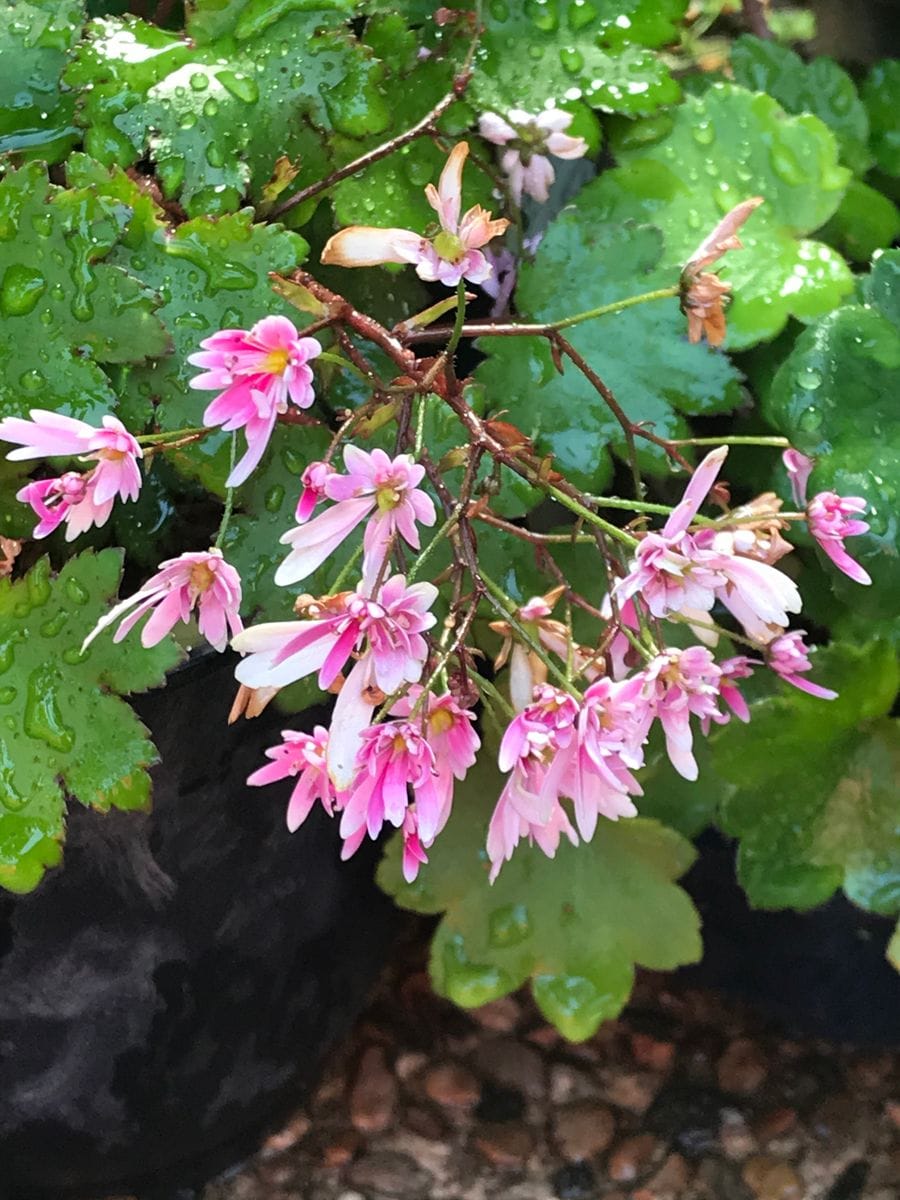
[66,156,309,493]
[458,0,686,117]
[861,60,900,178]
[0,549,182,893]
[378,753,701,1041]
[590,83,853,347]
[66,12,390,217]
[0,0,83,163]
[818,178,900,264]
[0,161,169,423]
[730,35,872,175]
[714,640,900,913]
[476,220,742,488]
[888,920,900,971]
[763,250,900,610]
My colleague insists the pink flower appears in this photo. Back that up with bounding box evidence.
[276,447,436,588]
[232,576,437,693]
[82,548,243,652]
[188,316,322,487]
[766,631,837,700]
[807,492,871,585]
[782,449,814,507]
[617,447,729,618]
[295,460,336,523]
[559,676,647,840]
[715,656,755,725]
[639,646,743,781]
[486,790,578,883]
[616,446,801,642]
[339,719,440,845]
[247,726,347,832]
[479,108,588,204]
[391,688,480,834]
[0,409,142,507]
[399,808,430,883]
[321,142,510,288]
[16,472,113,541]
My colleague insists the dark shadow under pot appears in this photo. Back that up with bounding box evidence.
[0,652,398,1200]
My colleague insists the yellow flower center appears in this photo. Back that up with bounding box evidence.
[392,734,408,754]
[263,347,291,376]
[429,707,455,735]
[433,230,465,263]
[189,561,216,594]
[376,484,402,512]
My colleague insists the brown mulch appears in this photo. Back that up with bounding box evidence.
[203,937,899,1200]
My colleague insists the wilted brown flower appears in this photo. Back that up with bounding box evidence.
[680,196,763,346]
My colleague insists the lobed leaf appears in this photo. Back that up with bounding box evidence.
[379,752,700,1041]
[763,249,900,611]
[0,549,181,893]
[0,0,83,164]
[714,641,899,916]
[0,161,169,424]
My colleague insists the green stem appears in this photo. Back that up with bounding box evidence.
[139,426,208,444]
[407,508,461,583]
[214,432,237,550]
[471,670,515,720]
[446,279,468,361]
[315,350,369,382]
[549,285,680,332]
[479,568,582,699]
[330,541,365,593]
[667,435,791,448]
[544,483,638,548]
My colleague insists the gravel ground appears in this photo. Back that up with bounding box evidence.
[201,933,899,1200]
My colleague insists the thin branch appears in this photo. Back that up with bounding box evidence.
[269,73,472,220]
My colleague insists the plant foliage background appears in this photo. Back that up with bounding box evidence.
[1,0,898,1038]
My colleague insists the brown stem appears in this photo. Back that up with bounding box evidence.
[742,0,772,39]
[269,74,471,221]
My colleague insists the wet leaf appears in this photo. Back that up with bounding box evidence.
[730,35,872,175]
[0,0,83,163]
[861,60,900,178]
[66,11,389,217]
[379,752,700,1041]
[66,157,310,493]
[0,161,168,423]
[589,83,853,347]
[763,249,900,611]
[0,549,181,893]
[456,0,686,117]
[714,641,900,914]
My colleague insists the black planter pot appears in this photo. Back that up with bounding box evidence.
[0,653,397,1200]
[680,830,900,1046]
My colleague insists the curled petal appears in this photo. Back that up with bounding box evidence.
[428,140,469,231]
[683,197,764,277]
[321,225,423,268]
[663,445,728,539]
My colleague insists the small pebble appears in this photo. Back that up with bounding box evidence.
[604,1071,661,1115]
[473,1122,535,1166]
[631,1032,676,1073]
[478,1037,546,1099]
[423,1061,482,1108]
[551,1160,597,1199]
[402,1103,450,1142]
[742,1156,804,1200]
[349,1045,398,1133]
[346,1150,433,1198]
[720,1109,757,1161]
[753,1108,798,1145]
[260,1112,311,1157]
[319,1128,364,1168]
[552,1100,616,1161]
[608,1134,662,1183]
[717,1038,770,1096]
[470,995,521,1032]
[645,1151,692,1197]
[475,1080,526,1123]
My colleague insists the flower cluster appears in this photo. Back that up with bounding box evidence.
[0,137,877,899]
